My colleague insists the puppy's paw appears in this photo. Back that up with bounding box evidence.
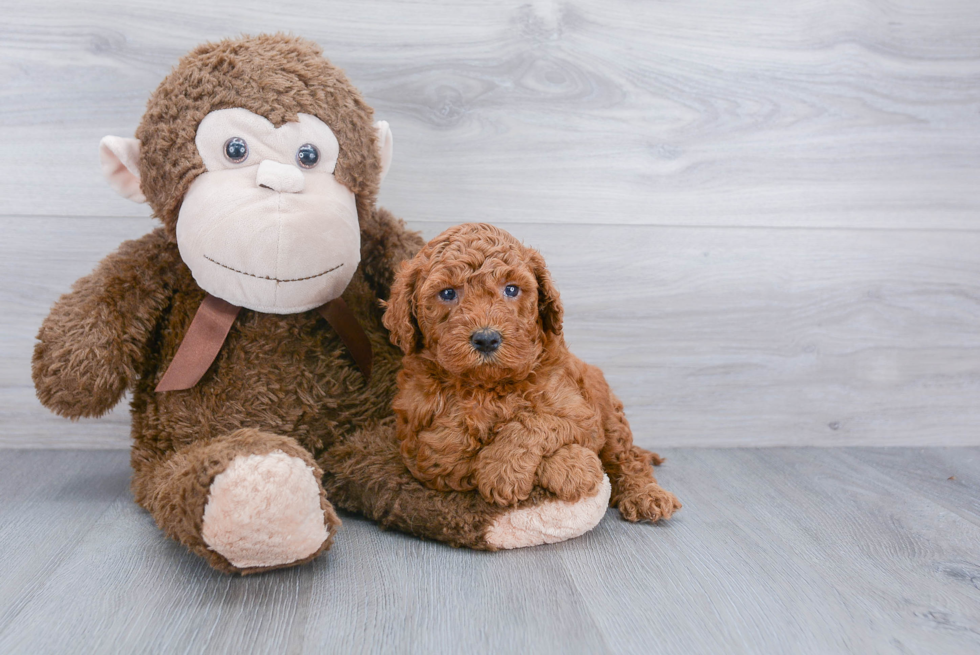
[536,444,604,503]
[617,484,681,522]
[476,470,535,506]
[473,442,541,506]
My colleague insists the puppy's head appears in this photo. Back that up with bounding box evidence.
[383,223,563,383]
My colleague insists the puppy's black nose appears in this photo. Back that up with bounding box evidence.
[470,328,502,354]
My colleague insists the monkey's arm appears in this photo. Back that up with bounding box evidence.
[32,228,177,419]
[358,206,425,300]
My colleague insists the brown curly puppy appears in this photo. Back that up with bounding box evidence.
[383,223,681,522]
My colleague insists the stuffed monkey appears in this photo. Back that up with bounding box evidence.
[32,35,609,574]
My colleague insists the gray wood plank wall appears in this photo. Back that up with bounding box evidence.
[1,0,978,448]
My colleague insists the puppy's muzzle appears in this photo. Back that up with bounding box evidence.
[470,328,502,355]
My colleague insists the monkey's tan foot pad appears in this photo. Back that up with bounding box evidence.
[202,450,332,569]
[485,474,611,549]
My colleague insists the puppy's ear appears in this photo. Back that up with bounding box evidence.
[529,249,563,336]
[383,258,423,354]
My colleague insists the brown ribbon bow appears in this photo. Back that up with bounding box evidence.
[155,294,372,393]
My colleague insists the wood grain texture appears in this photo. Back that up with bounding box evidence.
[0,0,978,228]
[2,1,979,447]
[4,218,979,448]
[0,448,977,654]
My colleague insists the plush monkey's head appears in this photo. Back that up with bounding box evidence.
[99,34,393,313]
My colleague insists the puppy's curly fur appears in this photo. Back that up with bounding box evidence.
[383,223,681,521]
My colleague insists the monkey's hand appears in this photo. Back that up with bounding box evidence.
[32,228,175,419]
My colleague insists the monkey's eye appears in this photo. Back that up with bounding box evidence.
[438,288,457,302]
[296,144,320,169]
[223,137,248,163]
[504,285,520,298]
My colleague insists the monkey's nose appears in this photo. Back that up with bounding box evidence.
[255,160,305,193]
[470,328,502,354]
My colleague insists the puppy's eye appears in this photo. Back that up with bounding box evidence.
[296,143,320,169]
[438,288,457,302]
[224,137,248,163]
[504,285,520,298]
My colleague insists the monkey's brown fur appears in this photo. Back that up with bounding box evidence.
[32,35,566,574]
[136,34,385,239]
[384,224,681,520]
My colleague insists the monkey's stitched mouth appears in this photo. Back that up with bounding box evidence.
[204,255,343,283]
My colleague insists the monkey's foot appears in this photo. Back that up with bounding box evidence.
[201,450,335,569]
[484,474,611,549]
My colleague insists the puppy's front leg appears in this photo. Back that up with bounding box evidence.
[473,421,543,506]
[401,420,481,493]
[536,444,605,503]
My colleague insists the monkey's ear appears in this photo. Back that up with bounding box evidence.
[374,121,393,183]
[382,258,423,355]
[99,136,146,203]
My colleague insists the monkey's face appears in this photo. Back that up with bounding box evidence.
[175,108,361,313]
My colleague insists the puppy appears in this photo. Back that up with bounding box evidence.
[382,223,680,522]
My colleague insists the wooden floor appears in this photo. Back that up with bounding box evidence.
[1,448,978,654]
